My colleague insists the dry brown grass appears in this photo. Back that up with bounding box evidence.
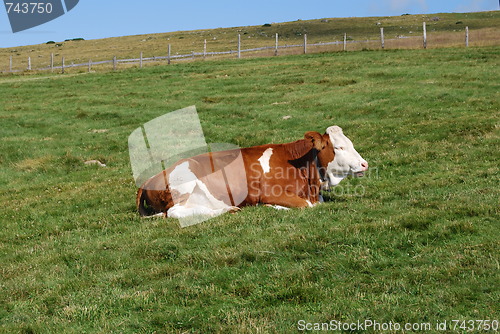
[1,11,498,74]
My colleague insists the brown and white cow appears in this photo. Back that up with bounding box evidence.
[136,126,368,219]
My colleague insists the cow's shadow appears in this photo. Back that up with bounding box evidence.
[321,190,351,203]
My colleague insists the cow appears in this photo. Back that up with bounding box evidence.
[136,125,368,219]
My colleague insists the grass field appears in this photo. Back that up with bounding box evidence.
[0,45,499,333]
[1,11,499,72]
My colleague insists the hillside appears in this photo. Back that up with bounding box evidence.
[1,11,499,72]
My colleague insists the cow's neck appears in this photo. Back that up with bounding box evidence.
[326,172,346,186]
[315,156,328,184]
[282,139,329,183]
[283,139,313,160]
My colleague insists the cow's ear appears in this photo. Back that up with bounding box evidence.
[304,131,324,150]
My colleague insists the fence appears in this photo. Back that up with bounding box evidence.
[1,24,492,74]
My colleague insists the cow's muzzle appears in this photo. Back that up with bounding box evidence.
[354,161,369,177]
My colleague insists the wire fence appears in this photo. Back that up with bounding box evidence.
[2,24,497,74]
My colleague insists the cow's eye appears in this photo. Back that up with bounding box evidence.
[335,146,345,151]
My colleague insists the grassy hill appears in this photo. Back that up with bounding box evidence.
[1,11,499,72]
[0,43,499,332]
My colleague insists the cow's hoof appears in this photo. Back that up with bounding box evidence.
[141,212,165,218]
[264,204,291,210]
[228,206,241,214]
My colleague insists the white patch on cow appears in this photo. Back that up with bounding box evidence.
[258,148,273,174]
[306,200,314,207]
[168,204,227,218]
[325,126,368,187]
[167,161,233,219]
[169,161,197,195]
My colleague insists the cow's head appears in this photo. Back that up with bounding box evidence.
[310,126,368,188]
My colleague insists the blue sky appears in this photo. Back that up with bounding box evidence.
[1,0,498,48]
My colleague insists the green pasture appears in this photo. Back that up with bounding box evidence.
[0,46,499,333]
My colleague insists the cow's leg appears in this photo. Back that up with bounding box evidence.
[167,204,239,218]
[167,179,241,219]
[167,204,220,218]
[142,212,165,218]
[263,204,291,211]
[261,193,315,208]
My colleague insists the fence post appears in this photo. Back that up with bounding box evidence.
[237,34,241,59]
[303,34,307,54]
[275,33,278,56]
[61,56,65,74]
[423,22,427,49]
[113,56,117,71]
[203,39,207,59]
[465,26,469,47]
[168,44,171,64]
[27,56,31,70]
[88,59,92,73]
[380,27,385,49]
[9,56,12,72]
[343,33,347,51]
[50,53,54,72]
[140,52,143,68]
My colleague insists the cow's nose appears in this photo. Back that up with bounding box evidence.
[361,161,368,170]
